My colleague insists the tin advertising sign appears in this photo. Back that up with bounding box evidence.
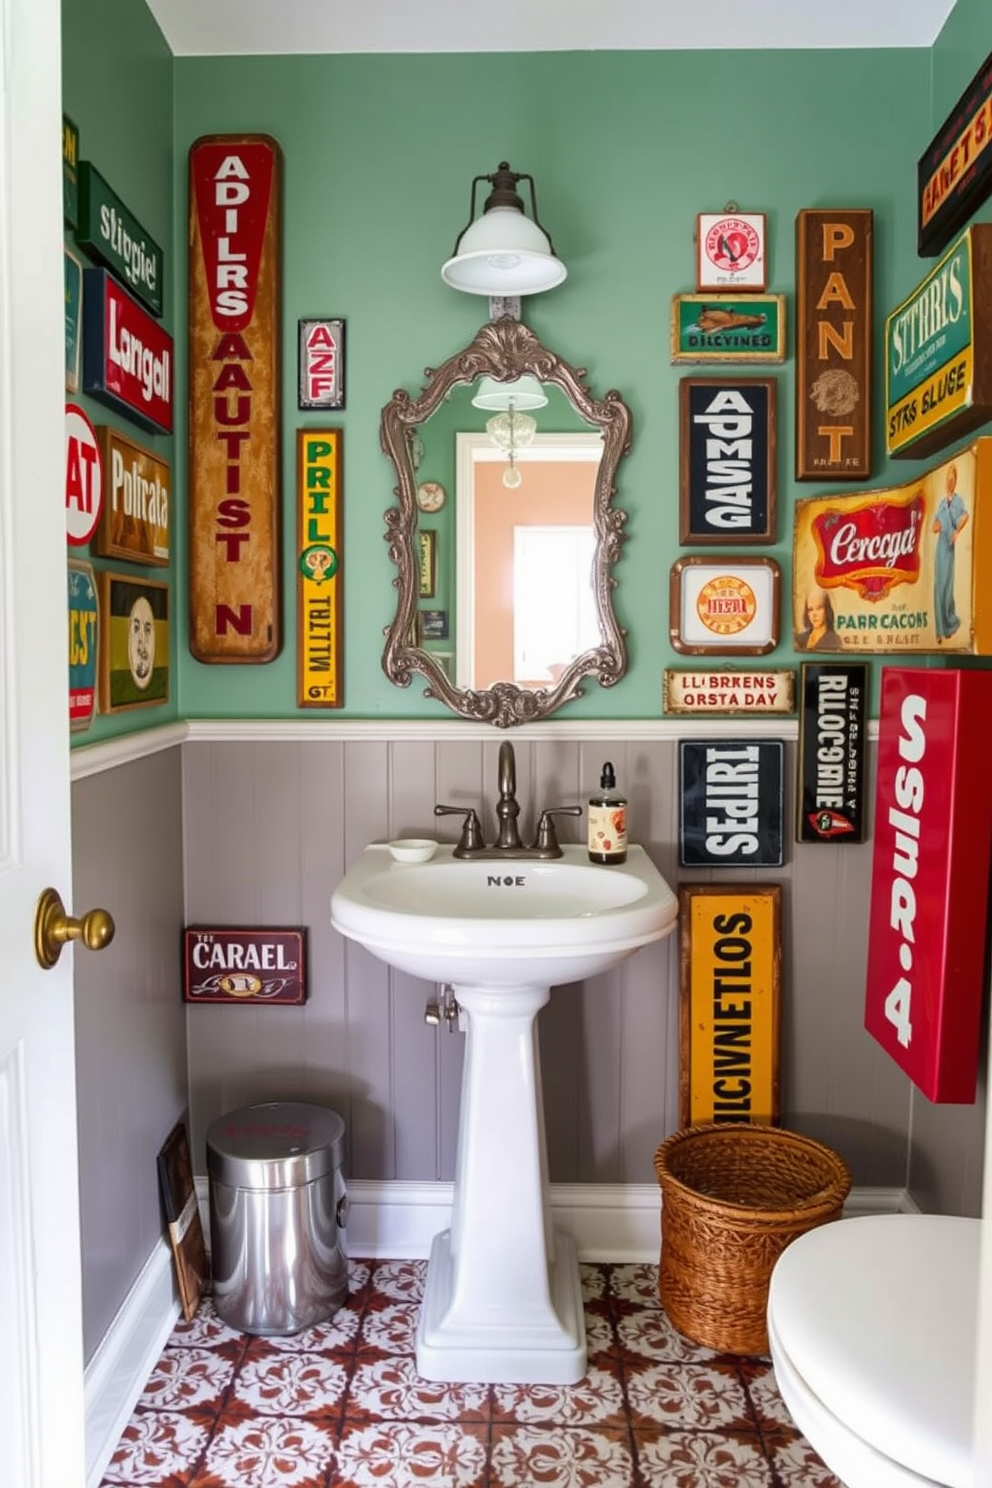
[795,209,873,481]
[678,377,776,543]
[188,133,282,664]
[679,885,781,1127]
[885,224,992,459]
[82,268,173,434]
[679,739,784,867]
[93,426,170,566]
[864,668,992,1103]
[792,439,992,655]
[76,162,164,317]
[297,429,343,708]
[663,668,795,716]
[796,662,868,843]
[670,294,786,364]
[918,50,992,258]
[68,560,98,733]
[183,927,308,1006]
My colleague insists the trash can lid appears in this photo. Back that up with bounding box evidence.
[206,1101,346,1189]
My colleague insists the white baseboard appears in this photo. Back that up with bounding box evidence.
[84,1237,181,1488]
[87,1178,910,1483]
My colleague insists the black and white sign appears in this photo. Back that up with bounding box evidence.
[679,377,776,544]
[796,662,869,842]
[679,738,784,867]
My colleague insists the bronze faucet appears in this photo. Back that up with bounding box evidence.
[435,742,580,860]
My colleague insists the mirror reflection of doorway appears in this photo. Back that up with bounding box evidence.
[455,432,603,689]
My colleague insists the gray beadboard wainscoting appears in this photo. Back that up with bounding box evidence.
[70,727,988,1374]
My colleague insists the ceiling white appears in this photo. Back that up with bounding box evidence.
[143,0,958,57]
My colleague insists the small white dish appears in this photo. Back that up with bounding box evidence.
[388,838,438,863]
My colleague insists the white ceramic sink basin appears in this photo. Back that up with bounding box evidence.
[331,842,677,986]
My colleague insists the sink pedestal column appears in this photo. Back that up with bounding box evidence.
[415,981,585,1384]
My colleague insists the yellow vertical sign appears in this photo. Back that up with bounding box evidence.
[297,429,343,708]
[679,887,781,1126]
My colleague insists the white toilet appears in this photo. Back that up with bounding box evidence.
[767,1213,979,1488]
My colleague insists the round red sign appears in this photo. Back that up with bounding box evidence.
[65,403,103,546]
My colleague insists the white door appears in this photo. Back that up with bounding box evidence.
[0,0,88,1484]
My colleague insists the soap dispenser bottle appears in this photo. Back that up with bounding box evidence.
[587,761,627,864]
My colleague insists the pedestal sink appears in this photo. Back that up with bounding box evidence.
[331,842,678,1383]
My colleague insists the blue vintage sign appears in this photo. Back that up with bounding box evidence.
[68,560,98,733]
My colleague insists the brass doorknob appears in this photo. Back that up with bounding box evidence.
[34,887,115,970]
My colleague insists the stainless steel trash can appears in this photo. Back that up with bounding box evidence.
[206,1100,348,1335]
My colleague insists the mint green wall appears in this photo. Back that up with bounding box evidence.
[62,0,177,744]
[171,47,953,721]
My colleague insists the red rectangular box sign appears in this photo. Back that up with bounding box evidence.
[83,268,173,434]
[865,668,992,1102]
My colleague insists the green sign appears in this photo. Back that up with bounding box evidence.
[76,161,164,318]
[670,294,786,364]
[62,115,79,228]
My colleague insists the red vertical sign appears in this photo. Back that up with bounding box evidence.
[865,668,992,1102]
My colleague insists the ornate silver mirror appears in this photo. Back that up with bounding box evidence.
[380,318,632,727]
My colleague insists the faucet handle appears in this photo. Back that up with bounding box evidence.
[434,805,485,855]
[533,805,582,856]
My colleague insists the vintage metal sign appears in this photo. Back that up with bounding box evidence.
[62,115,79,227]
[298,318,345,409]
[865,668,992,1103]
[76,161,164,317]
[918,50,992,257]
[297,429,343,708]
[67,560,98,733]
[795,209,873,481]
[796,662,868,843]
[93,426,170,566]
[65,402,103,547]
[679,885,781,1127]
[670,294,786,364]
[188,133,282,664]
[679,739,784,867]
[82,269,173,434]
[97,570,170,713]
[792,439,992,655]
[885,223,992,460]
[696,212,767,293]
[670,555,780,655]
[663,668,795,716]
[64,248,82,392]
[183,927,308,1006]
[679,377,776,543]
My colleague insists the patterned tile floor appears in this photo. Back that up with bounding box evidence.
[100,1259,841,1488]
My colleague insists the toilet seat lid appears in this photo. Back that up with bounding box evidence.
[769,1214,978,1488]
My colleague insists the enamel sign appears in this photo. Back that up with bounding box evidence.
[82,269,173,434]
[65,402,103,546]
[864,668,992,1103]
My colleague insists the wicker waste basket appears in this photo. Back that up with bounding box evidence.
[654,1122,851,1355]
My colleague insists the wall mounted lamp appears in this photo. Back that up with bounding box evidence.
[441,162,567,297]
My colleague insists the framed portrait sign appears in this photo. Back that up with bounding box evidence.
[670,555,780,655]
[679,885,782,1127]
[97,570,169,713]
[679,738,784,868]
[696,211,767,292]
[298,317,346,410]
[679,377,776,544]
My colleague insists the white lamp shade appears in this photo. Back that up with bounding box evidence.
[471,375,549,411]
[442,206,568,295]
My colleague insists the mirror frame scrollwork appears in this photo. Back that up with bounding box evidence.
[380,318,632,727]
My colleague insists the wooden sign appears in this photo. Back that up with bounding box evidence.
[298,318,345,409]
[76,162,165,318]
[796,662,868,842]
[65,402,103,547]
[671,294,786,364]
[64,248,82,393]
[68,560,98,734]
[663,668,795,716]
[93,427,170,566]
[97,570,169,713]
[793,439,992,656]
[918,50,992,258]
[188,133,282,664]
[670,555,780,655]
[297,429,343,708]
[865,668,992,1103]
[679,739,784,867]
[82,269,173,435]
[679,885,781,1127]
[795,209,873,481]
[696,212,767,293]
[62,115,79,227]
[183,926,308,1006]
[885,223,992,460]
[679,377,776,543]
